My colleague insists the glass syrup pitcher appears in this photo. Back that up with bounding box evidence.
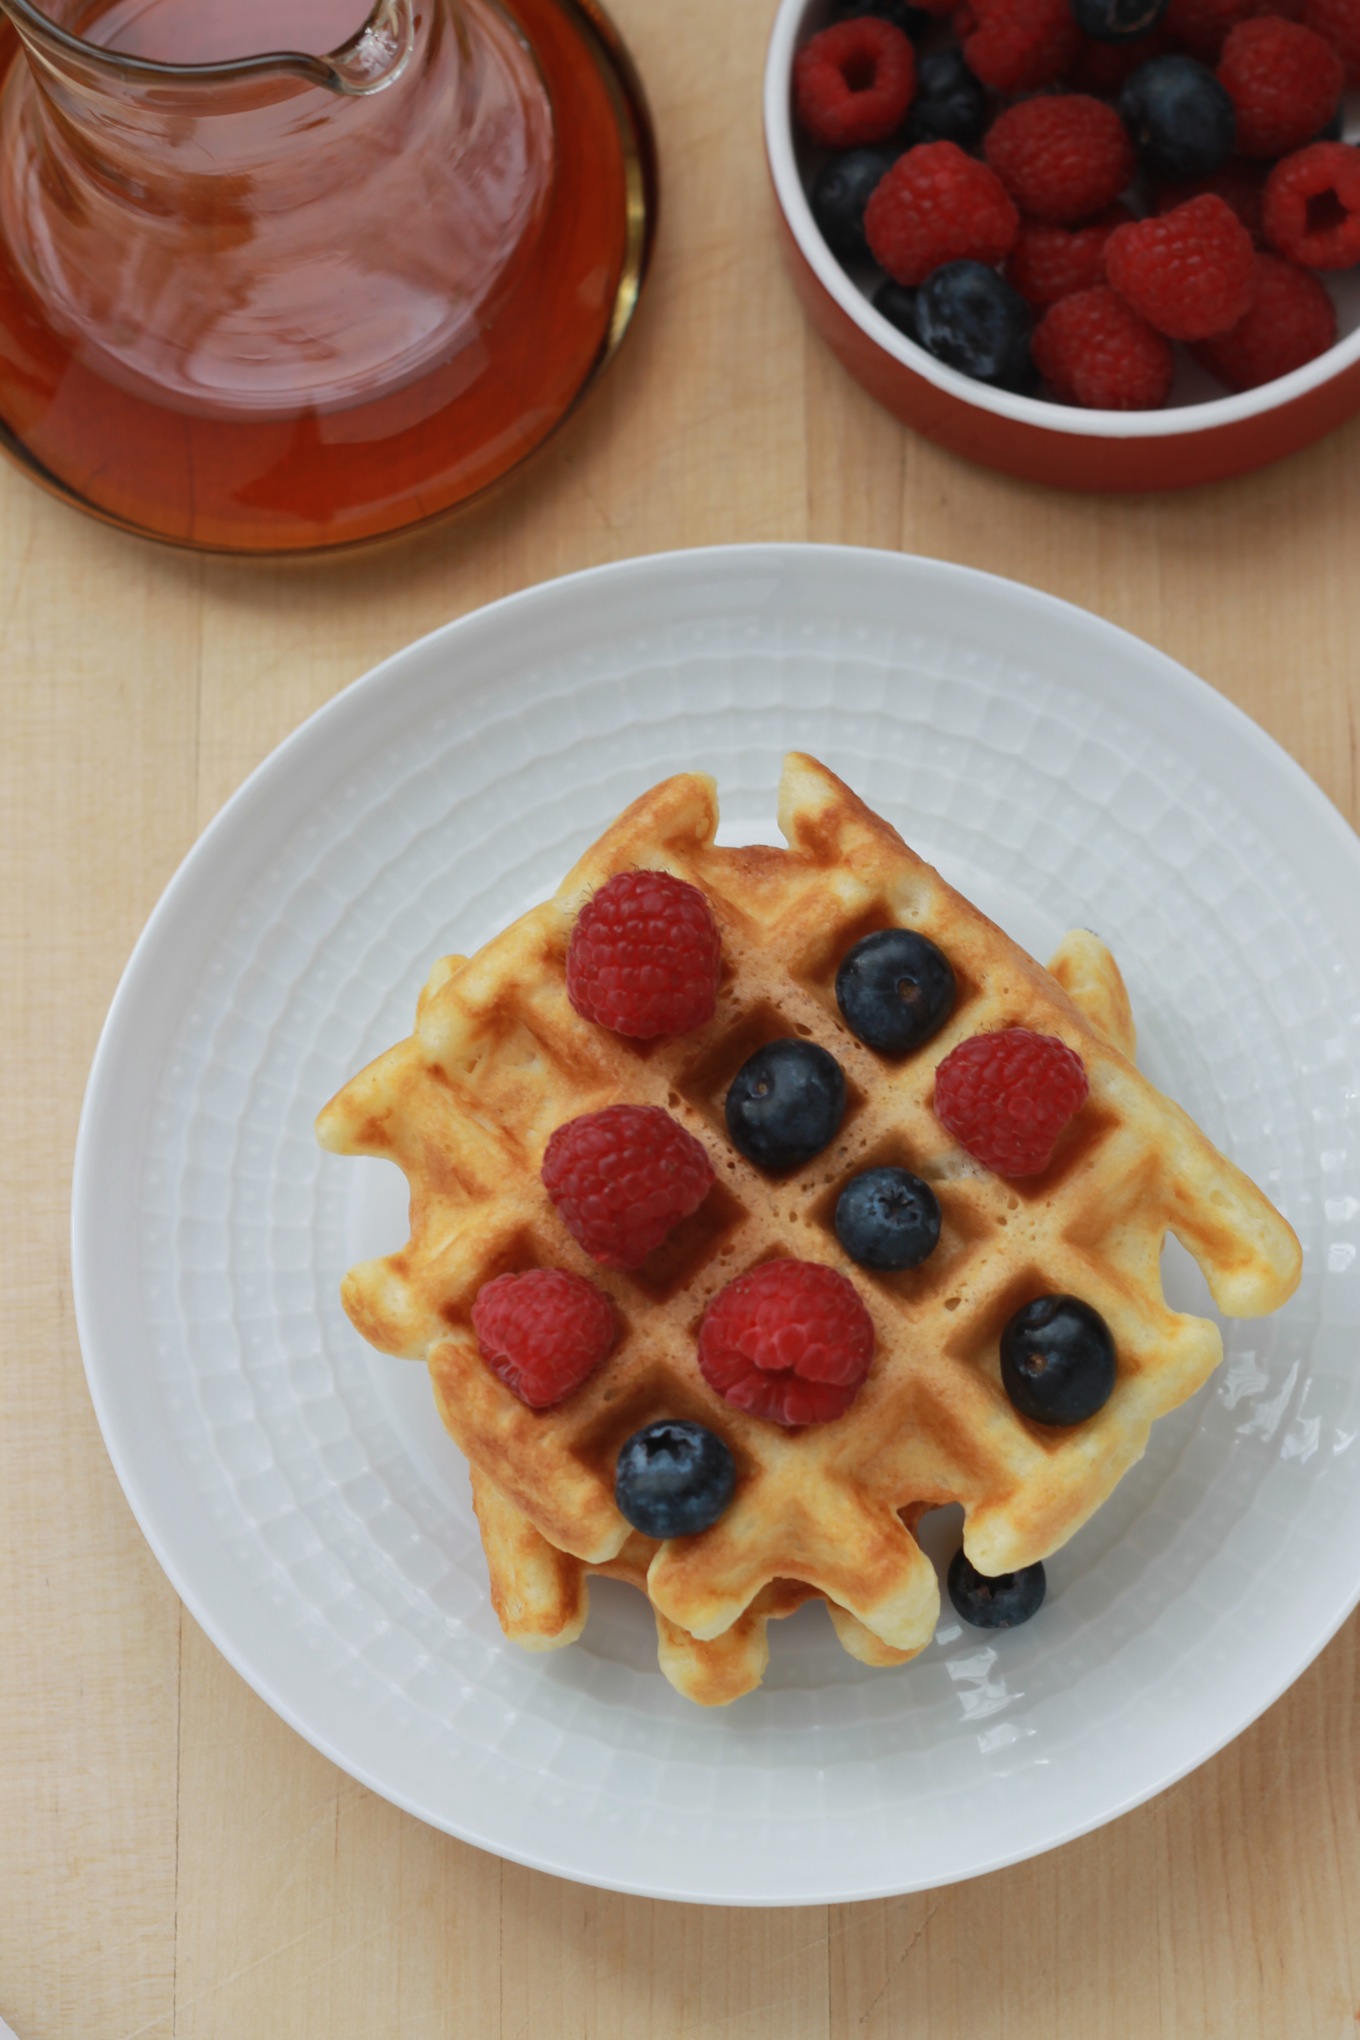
[0,0,654,550]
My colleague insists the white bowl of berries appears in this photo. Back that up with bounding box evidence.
[764,0,1360,488]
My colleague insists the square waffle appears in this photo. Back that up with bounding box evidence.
[316,753,1302,1706]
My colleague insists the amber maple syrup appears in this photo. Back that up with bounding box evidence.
[0,0,653,550]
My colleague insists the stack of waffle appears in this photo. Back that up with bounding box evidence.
[317,754,1301,1704]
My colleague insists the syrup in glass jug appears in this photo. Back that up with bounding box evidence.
[0,0,654,549]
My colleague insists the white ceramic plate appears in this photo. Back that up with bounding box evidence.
[72,546,1360,1905]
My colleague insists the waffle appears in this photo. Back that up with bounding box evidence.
[316,753,1302,1705]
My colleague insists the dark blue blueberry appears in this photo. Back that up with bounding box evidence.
[835,927,956,1055]
[811,145,899,266]
[915,261,1034,392]
[828,0,932,38]
[615,1420,736,1539]
[873,278,919,340]
[835,1167,941,1271]
[948,1548,1047,1630]
[905,47,988,150]
[1119,56,1236,182]
[1070,0,1170,40]
[725,1038,846,1171]
[1000,1294,1117,1426]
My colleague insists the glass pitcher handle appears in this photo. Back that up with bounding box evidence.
[321,0,417,94]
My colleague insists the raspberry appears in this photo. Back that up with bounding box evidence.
[984,96,1136,226]
[1301,0,1360,85]
[1263,142,1360,268]
[1166,0,1303,62]
[1033,284,1176,406]
[1217,19,1344,159]
[567,870,721,1039]
[698,1259,875,1428]
[1105,193,1257,338]
[541,1105,715,1270]
[934,1029,1090,1176]
[471,1269,615,1409]
[1194,252,1338,386]
[864,142,1020,287]
[1155,160,1266,243]
[793,18,917,148]
[1006,207,1134,307]
[952,0,1082,91]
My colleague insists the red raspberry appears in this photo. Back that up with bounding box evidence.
[1155,161,1267,245]
[1194,252,1338,387]
[471,1269,615,1408]
[1105,194,1257,339]
[1301,0,1360,84]
[1263,142,1360,268]
[698,1259,875,1428]
[1167,0,1303,62]
[952,0,1082,92]
[984,96,1136,227]
[793,18,917,148]
[567,870,721,1039]
[865,142,1020,288]
[934,1029,1090,1177]
[1033,285,1176,407]
[1217,18,1345,159]
[541,1105,715,1270]
[1006,207,1134,308]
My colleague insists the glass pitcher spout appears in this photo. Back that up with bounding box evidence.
[323,0,417,94]
[0,0,417,92]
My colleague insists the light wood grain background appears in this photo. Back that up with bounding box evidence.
[2,0,1358,2034]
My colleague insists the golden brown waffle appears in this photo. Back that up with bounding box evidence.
[316,753,1302,1706]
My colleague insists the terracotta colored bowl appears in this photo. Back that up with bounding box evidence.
[764,0,1360,492]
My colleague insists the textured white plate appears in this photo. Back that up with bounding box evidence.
[72,546,1360,1906]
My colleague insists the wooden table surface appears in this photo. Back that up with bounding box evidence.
[3,2,1359,2034]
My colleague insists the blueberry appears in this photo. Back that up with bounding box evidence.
[615,1420,736,1539]
[947,1548,1046,1630]
[811,146,899,266]
[1000,1294,1117,1426]
[726,1038,846,1171]
[1069,0,1170,40]
[835,927,956,1055]
[873,278,919,340]
[828,0,932,37]
[905,47,988,150]
[835,1166,941,1270]
[915,261,1034,392]
[1119,56,1236,182]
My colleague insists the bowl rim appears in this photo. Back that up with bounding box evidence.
[763,0,1360,441]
